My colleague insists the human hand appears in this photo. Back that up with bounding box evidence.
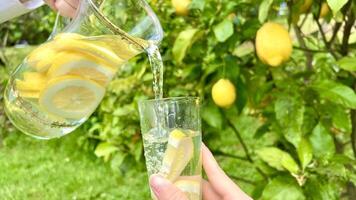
[44,0,79,18]
[149,144,253,200]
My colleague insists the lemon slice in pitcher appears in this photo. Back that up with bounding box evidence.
[56,37,125,67]
[39,75,105,119]
[27,43,57,72]
[16,72,47,91]
[18,90,40,99]
[160,129,194,182]
[54,33,84,41]
[48,52,116,86]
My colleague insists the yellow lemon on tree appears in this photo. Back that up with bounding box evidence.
[256,22,292,67]
[319,3,330,18]
[212,79,236,108]
[292,0,313,23]
[299,0,313,13]
[172,0,191,16]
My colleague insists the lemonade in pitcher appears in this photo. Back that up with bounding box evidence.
[4,0,164,139]
[5,33,142,138]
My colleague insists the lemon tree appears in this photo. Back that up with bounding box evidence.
[1,0,356,199]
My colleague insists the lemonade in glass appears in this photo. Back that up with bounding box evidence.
[138,97,202,200]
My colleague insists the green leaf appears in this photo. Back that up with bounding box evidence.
[213,19,234,42]
[309,123,335,158]
[232,41,255,57]
[275,96,304,147]
[110,153,126,172]
[337,57,356,72]
[297,138,313,170]
[261,176,305,200]
[201,103,223,129]
[328,104,351,133]
[94,142,118,158]
[312,80,356,109]
[350,172,356,186]
[190,0,205,11]
[134,141,143,162]
[304,176,339,200]
[316,161,347,179]
[232,115,262,140]
[113,104,136,117]
[172,28,199,64]
[258,0,273,23]
[326,0,348,14]
[257,147,300,174]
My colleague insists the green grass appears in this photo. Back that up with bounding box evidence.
[0,131,150,200]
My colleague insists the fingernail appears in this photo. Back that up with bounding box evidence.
[149,174,168,197]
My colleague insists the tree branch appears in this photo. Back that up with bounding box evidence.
[347,182,356,200]
[299,13,309,28]
[340,4,355,56]
[313,14,329,47]
[313,14,339,59]
[227,119,252,162]
[211,149,249,161]
[352,83,356,159]
[228,174,257,185]
[293,46,328,53]
[328,22,342,46]
[293,25,313,70]
[227,119,268,180]
[352,109,356,159]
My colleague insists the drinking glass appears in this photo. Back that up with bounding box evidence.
[138,97,202,200]
[4,0,163,139]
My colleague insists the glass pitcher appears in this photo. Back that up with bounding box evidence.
[4,0,164,139]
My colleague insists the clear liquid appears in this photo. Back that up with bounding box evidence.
[142,129,202,200]
[89,0,164,100]
[146,45,164,99]
[4,33,147,139]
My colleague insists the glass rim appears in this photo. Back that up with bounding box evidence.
[138,97,200,104]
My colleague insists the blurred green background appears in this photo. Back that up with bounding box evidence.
[0,0,356,199]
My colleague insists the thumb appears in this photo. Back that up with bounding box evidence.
[150,175,188,200]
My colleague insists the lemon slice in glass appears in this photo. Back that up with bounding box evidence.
[39,75,105,119]
[174,177,201,200]
[160,129,194,182]
[48,52,116,86]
